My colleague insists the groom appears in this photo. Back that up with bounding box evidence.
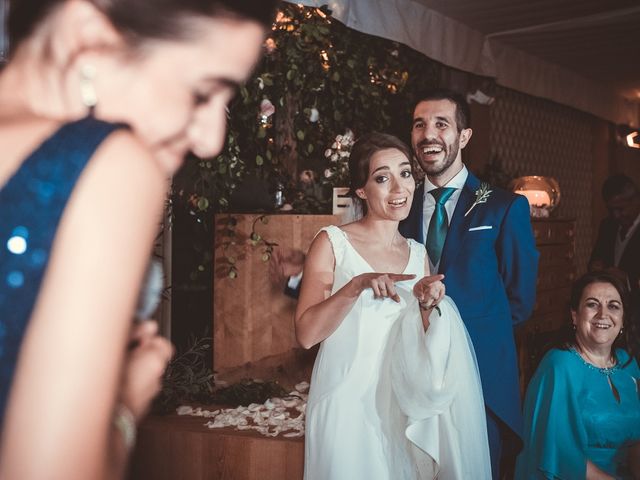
[400,88,538,478]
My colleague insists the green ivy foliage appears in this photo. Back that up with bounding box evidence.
[153,335,214,414]
[174,3,441,219]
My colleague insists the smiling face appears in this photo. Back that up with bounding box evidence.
[411,99,472,183]
[571,281,624,352]
[355,148,415,222]
[99,16,265,174]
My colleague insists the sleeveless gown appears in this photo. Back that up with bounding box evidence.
[304,225,491,480]
[0,117,124,423]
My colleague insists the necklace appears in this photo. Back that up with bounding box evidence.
[576,345,616,369]
[570,347,621,403]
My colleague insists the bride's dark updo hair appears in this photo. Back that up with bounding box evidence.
[348,132,413,215]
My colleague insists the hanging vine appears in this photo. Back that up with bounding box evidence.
[173,3,440,219]
[172,3,441,284]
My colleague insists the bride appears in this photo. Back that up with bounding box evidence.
[295,132,491,479]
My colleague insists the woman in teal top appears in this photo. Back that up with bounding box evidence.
[516,272,640,479]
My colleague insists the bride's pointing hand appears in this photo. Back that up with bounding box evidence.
[349,273,416,303]
[413,274,445,309]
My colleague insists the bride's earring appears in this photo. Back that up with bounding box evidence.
[79,64,98,114]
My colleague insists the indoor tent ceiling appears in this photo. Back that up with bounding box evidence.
[414,0,640,102]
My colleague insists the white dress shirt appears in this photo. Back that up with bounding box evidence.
[422,165,469,273]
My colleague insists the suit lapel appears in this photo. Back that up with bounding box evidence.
[620,223,640,265]
[439,172,481,273]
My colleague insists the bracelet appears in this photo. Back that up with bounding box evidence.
[114,403,137,450]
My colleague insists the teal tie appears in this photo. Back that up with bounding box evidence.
[426,187,456,266]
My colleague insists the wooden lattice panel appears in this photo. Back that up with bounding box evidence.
[213,214,338,372]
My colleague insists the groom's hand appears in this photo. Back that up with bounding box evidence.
[413,274,445,309]
[351,273,416,303]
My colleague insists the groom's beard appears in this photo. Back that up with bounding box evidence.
[415,137,460,178]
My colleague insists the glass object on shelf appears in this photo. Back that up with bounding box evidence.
[510,176,560,218]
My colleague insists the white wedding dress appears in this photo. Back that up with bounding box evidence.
[304,226,491,480]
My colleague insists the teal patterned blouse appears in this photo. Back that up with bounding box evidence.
[516,348,640,479]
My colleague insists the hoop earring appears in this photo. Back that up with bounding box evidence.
[79,64,98,114]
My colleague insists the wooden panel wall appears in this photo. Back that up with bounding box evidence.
[129,414,304,480]
[213,214,338,373]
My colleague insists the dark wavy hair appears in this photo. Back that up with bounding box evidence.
[9,0,279,49]
[551,271,639,367]
[601,173,639,202]
[413,88,470,132]
[347,132,414,216]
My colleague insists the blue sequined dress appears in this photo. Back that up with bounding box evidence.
[0,117,124,423]
[515,348,640,479]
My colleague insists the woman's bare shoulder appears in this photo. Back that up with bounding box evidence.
[0,116,164,195]
[0,116,66,186]
[338,220,367,239]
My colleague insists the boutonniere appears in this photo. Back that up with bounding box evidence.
[464,182,492,217]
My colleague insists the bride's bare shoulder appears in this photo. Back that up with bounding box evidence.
[338,220,365,237]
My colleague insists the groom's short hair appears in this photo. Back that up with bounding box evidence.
[414,88,470,132]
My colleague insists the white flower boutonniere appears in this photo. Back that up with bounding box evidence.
[464,182,492,217]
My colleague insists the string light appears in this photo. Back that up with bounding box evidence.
[320,50,330,71]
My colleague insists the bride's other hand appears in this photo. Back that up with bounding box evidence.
[350,273,416,303]
[413,274,445,309]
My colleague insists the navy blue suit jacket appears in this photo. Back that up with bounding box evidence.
[399,171,539,439]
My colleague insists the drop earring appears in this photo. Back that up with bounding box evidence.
[79,64,98,114]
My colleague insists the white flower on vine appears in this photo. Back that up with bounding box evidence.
[331,153,339,162]
[342,129,354,144]
[339,150,349,158]
[309,108,319,123]
[259,98,275,118]
[324,148,333,158]
[257,77,265,90]
[324,169,334,178]
[332,141,339,149]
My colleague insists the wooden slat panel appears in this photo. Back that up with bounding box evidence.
[532,286,571,317]
[129,414,304,480]
[536,264,576,291]
[213,214,338,372]
[532,219,575,245]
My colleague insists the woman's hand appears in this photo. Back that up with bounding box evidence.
[269,247,305,287]
[119,321,174,422]
[413,274,445,310]
[349,272,416,303]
